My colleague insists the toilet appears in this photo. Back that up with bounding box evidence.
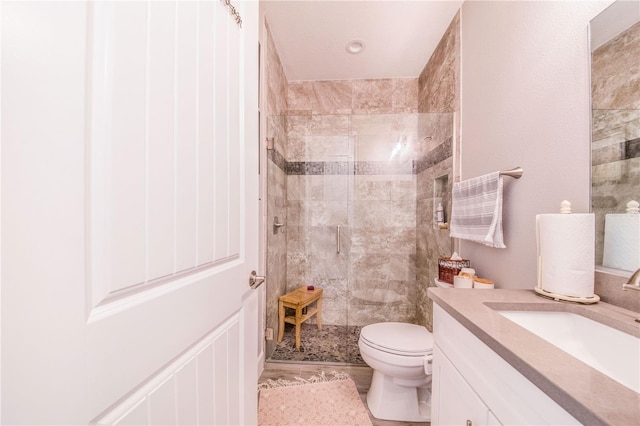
[358,322,434,422]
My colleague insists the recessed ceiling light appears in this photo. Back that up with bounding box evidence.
[345,40,365,55]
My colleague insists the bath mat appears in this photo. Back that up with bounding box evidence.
[258,371,373,426]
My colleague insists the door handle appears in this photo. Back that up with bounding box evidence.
[249,270,265,289]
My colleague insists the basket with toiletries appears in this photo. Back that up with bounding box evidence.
[438,254,470,284]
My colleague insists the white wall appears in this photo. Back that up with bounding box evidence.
[458,1,612,288]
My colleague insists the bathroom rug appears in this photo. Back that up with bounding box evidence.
[258,371,372,426]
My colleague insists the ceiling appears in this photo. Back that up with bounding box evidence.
[259,0,464,82]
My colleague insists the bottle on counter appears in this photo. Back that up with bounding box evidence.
[436,202,444,225]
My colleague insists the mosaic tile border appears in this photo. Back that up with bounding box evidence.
[415,136,453,174]
[267,147,287,172]
[627,138,640,160]
[286,160,415,175]
[592,137,640,166]
[268,138,452,176]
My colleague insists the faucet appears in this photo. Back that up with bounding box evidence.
[622,268,640,292]
[622,268,640,323]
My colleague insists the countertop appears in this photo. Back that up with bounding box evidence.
[428,288,640,426]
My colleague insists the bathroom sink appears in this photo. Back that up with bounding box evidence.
[498,310,640,393]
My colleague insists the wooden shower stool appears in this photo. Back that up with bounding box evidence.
[277,286,323,350]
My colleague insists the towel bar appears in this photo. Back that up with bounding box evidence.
[499,166,524,179]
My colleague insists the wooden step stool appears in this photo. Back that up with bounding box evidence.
[277,286,323,350]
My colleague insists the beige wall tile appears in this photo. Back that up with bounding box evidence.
[352,79,394,114]
[592,21,640,110]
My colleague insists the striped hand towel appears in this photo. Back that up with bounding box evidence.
[450,171,506,248]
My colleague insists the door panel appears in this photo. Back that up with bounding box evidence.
[197,0,216,266]
[146,0,176,281]
[94,311,243,425]
[174,1,199,273]
[88,0,245,306]
[1,0,259,424]
[93,1,148,293]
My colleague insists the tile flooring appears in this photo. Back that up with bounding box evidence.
[259,362,429,426]
[268,324,365,364]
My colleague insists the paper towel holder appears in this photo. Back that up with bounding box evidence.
[534,201,600,304]
[534,286,600,304]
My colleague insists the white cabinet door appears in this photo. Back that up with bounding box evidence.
[432,345,500,426]
[1,0,259,424]
[432,305,580,426]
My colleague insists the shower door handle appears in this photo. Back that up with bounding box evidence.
[336,225,341,254]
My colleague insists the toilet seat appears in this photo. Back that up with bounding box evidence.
[360,322,433,356]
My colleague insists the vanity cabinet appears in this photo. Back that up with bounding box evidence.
[433,345,501,425]
[432,305,580,426]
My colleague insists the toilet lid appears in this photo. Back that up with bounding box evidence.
[360,322,433,356]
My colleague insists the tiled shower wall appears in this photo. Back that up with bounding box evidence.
[285,80,423,327]
[591,20,640,266]
[416,12,460,331]
[264,21,288,358]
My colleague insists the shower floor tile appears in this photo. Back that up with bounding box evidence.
[268,324,365,364]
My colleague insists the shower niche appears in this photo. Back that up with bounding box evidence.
[434,174,450,229]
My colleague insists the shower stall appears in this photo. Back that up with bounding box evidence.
[265,111,453,364]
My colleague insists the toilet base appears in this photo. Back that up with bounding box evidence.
[366,370,431,422]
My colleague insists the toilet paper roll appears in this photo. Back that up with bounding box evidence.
[603,214,640,271]
[536,213,595,298]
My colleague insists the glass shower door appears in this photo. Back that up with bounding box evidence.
[304,152,353,362]
[266,113,355,363]
[287,113,354,362]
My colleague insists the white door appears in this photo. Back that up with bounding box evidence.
[1,0,259,424]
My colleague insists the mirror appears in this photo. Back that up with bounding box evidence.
[590,0,640,273]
